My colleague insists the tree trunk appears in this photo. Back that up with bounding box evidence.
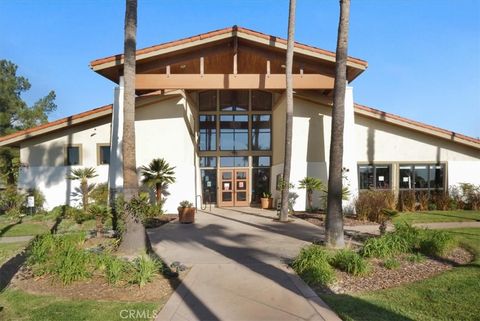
[308,190,313,211]
[280,0,296,222]
[155,183,162,205]
[81,180,88,211]
[325,0,350,249]
[118,0,146,257]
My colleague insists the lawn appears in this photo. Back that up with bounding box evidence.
[0,289,159,321]
[0,241,28,265]
[320,228,480,321]
[0,221,51,237]
[393,210,480,225]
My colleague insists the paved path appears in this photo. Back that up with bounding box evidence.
[0,235,34,244]
[345,221,480,235]
[147,207,340,321]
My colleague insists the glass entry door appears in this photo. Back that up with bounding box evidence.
[218,169,249,207]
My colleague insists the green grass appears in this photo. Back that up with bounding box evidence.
[0,241,28,265]
[0,289,158,321]
[320,228,480,321]
[0,221,50,237]
[393,210,480,224]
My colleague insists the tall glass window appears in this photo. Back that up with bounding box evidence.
[199,115,216,151]
[252,90,272,111]
[220,90,249,111]
[251,114,271,150]
[220,115,248,151]
[252,156,271,203]
[220,156,248,167]
[198,91,217,111]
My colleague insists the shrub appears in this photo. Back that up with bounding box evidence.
[88,204,110,237]
[383,258,400,270]
[292,245,335,285]
[98,254,126,285]
[330,249,370,276]
[407,252,426,263]
[432,191,450,211]
[361,233,410,258]
[90,183,109,206]
[0,185,24,215]
[398,190,416,212]
[131,255,160,287]
[354,190,396,223]
[417,191,430,211]
[419,230,457,257]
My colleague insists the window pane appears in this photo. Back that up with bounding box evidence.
[429,165,444,189]
[67,146,80,165]
[251,90,272,111]
[399,166,412,189]
[199,91,217,111]
[220,114,248,151]
[358,165,373,189]
[199,115,216,151]
[252,168,270,203]
[251,114,271,150]
[99,146,110,165]
[414,165,429,189]
[201,169,217,203]
[220,156,248,167]
[375,165,390,189]
[252,156,271,167]
[199,157,217,168]
[220,90,249,111]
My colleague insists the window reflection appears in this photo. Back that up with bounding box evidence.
[220,115,248,151]
[220,90,248,111]
[251,114,271,150]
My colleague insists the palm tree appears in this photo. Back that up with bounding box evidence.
[118,0,146,256]
[67,167,98,211]
[326,0,351,248]
[280,0,297,222]
[299,177,325,211]
[141,158,176,205]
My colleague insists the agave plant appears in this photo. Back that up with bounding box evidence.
[140,158,176,205]
[299,177,325,211]
[67,167,98,211]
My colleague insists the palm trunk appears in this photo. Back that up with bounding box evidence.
[280,0,296,222]
[326,0,350,249]
[308,190,313,211]
[118,0,146,256]
[96,215,103,238]
[81,180,88,211]
[155,183,162,205]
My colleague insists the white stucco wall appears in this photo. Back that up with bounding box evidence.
[19,117,112,209]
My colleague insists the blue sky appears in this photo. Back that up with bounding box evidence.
[1,0,479,138]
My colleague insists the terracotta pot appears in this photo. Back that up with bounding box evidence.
[260,197,273,209]
[178,207,195,223]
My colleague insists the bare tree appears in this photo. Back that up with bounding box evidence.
[280,0,296,222]
[118,0,146,256]
[325,0,351,248]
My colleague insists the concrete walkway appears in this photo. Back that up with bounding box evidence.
[345,221,480,235]
[147,207,340,321]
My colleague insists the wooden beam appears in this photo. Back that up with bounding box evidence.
[135,73,334,90]
[200,57,204,76]
[233,36,238,74]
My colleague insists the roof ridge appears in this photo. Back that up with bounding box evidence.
[90,25,368,68]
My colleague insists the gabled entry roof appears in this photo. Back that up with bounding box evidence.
[90,26,368,85]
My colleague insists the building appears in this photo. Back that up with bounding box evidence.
[1,26,479,213]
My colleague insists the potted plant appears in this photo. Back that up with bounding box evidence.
[178,200,195,223]
[260,192,273,209]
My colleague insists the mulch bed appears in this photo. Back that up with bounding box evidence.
[144,214,178,228]
[314,247,474,294]
[11,266,180,302]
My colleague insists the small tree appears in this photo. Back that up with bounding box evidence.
[88,204,110,237]
[298,177,325,212]
[140,158,176,205]
[67,167,98,211]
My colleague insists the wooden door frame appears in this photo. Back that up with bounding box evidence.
[217,168,250,207]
